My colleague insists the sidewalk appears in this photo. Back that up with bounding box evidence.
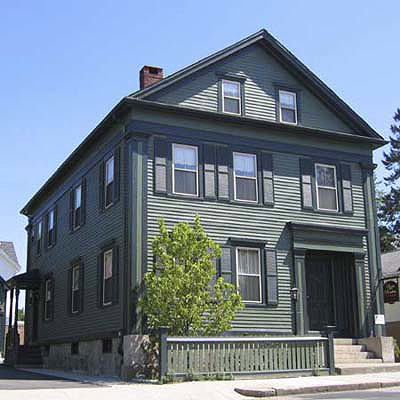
[5,368,400,399]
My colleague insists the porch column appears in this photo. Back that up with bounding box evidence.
[354,252,367,337]
[8,287,13,346]
[293,249,307,336]
[13,288,19,348]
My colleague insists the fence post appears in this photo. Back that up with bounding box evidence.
[325,325,336,375]
[159,327,168,380]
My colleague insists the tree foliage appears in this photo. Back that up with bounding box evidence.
[378,108,400,252]
[140,215,243,336]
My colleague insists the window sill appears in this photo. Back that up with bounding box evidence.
[244,303,278,309]
[303,208,353,217]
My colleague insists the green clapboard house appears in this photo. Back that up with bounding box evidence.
[11,29,387,375]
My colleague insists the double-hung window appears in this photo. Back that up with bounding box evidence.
[172,144,198,196]
[44,279,52,320]
[233,152,258,202]
[236,247,262,303]
[73,185,82,229]
[47,209,55,247]
[71,265,81,314]
[103,249,113,306]
[36,221,42,255]
[315,163,338,211]
[279,90,297,124]
[105,156,114,208]
[222,80,241,115]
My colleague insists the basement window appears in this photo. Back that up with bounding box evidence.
[102,338,113,354]
[71,342,79,355]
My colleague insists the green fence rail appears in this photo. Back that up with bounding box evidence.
[159,328,334,378]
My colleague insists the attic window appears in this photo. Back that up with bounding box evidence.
[279,90,297,125]
[222,80,241,115]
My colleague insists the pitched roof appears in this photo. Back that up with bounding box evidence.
[20,29,387,216]
[382,249,400,278]
[131,29,383,140]
[0,241,19,266]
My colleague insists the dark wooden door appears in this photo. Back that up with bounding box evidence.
[305,253,335,331]
[31,290,39,342]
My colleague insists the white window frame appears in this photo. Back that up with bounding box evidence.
[233,152,258,203]
[71,265,80,314]
[105,156,114,209]
[222,80,241,115]
[44,279,52,320]
[236,247,262,304]
[73,184,82,229]
[172,143,199,196]
[278,90,297,125]
[102,249,113,306]
[36,220,42,254]
[315,163,339,212]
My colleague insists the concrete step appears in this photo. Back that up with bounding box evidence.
[334,351,376,362]
[336,363,400,375]
[334,345,366,353]
[333,338,357,345]
[336,358,383,364]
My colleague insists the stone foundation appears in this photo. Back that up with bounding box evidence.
[121,334,152,380]
[43,338,122,376]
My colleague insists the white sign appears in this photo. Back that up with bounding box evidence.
[374,314,385,325]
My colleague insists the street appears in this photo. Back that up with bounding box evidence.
[0,364,97,390]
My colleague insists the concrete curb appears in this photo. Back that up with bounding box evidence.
[235,380,400,397]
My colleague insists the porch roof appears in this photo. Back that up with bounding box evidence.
[8,269,41,290]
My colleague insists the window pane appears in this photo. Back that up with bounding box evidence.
[104,251,113,279]
[238,249,260,274]
[106,157,114,184]
[74,185,82,209]
[174,170,197,195]
[223,81,240,98]
[49,210,54,229]
[46,281,51,301]
[236,178,257,201]
[104,279,113,304]
[238,275,261,302]
[224,98,240,114]
[280,92,296,108]
[105,182,114,206]
[234,154,256,177]
[318,188,337,210]
[72,291,80,313]
[316,165,335,187]
[174,146,197,171]
[72,267,79,291]
[281,108,296,123]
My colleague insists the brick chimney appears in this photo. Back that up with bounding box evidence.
[139,66,163,89]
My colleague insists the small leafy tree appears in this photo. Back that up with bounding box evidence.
[140,215,243,336]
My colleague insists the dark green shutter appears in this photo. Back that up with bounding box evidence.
[262,153,274,206]
[113,147,121,202]
[300,158,314,210]
[99,161,105,211]
[97,254,103,307]
[53,205,57,246]
[154,139,168,193]
[112,246,119,304]
[265,249,278,305]
[219,246,233,284]
[81,178,87,226]
[341,164,353,214]
[67,268,72,314]
[79,263,84,313]
[69,190,74,232]
[217,147,230,200]
[204,144,216,199]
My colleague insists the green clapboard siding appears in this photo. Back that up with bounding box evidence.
[145,137,369,333]
[148,44,354,135]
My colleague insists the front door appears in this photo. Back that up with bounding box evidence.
[305,251,358,337]
[305,253,335,331]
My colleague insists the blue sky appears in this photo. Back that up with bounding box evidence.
[1,0,399,273]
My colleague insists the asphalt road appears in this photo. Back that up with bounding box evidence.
[280,387,400,399]
[0,365,97,390]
